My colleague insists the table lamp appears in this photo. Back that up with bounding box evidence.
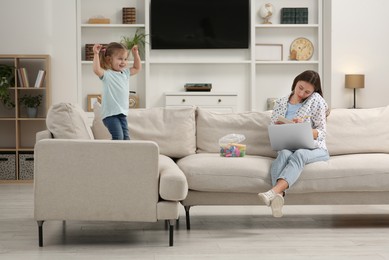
[345,74,365,109]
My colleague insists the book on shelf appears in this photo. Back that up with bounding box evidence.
[281,8,296,24]
[17,68,30,87]
[281,7,308,24]
[295,8,308,24]
[34,70,46,88]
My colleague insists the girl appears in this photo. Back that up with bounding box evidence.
[92,42,141,140]
[258,70,330,217]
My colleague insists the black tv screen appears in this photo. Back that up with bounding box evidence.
[150,0,250,49]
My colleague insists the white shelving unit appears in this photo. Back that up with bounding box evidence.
[251,0,322,111]
[77,0,322,113]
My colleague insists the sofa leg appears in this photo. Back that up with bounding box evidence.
[168,219,175,246]
[184,206,191,230]
[37,221,44,247]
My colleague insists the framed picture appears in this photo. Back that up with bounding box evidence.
[87,94,101,112]
[255,44,283,61]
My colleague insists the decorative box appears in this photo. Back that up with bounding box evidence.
[0,153,16,180]
[88,18,110,24]
[19,153,34,180]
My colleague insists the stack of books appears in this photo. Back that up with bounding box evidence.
[281,8,308,24]
[17,68,46,88]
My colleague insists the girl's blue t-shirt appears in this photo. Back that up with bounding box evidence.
[100,68,130,119]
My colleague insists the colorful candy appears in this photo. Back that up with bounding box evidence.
[220,143,246,157]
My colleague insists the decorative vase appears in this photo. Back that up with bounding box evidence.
[27,107,38,118]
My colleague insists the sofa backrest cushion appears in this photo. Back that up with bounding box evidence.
[92,104,197,158]
[127,106,196,158]
[91,102,111,139]
[196,108,277,158]
[46,103,94,140]
[326,106,389,155]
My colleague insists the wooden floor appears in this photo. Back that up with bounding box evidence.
[1,184,389,259]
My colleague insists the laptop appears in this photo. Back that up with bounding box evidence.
[268,122,316,151]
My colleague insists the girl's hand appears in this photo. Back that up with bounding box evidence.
[93,44,103,54]
[131,45,139,55]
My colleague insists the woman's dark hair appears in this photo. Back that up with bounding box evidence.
[291,70,323,97]
[99,42,128,70]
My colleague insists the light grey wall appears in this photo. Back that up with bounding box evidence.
[1,0,388,109]
[330,0,389,108]
[0,0,78,105]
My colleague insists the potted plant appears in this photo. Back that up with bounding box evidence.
[121,29,148,58]
[0,64,15,108]
[19,94,43,118]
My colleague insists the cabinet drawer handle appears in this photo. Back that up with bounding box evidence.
[182,99,186,103]
[218,99,222,103]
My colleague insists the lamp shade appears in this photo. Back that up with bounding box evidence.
[345,74,365,89]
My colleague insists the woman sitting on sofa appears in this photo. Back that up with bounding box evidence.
[258,70,330,217]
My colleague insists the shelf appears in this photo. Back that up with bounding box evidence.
[165,92,238,96]
[255,24,319,28]
[149,60,251,64]
[0,148,17,152]
[0,54,50,182]
[17,148,35,152]
[255,61,320,65]
[17,118,46,121]
[17,87,47,90]
[81,60,146,65]
[81,24,145,28]
[77,0,322,112]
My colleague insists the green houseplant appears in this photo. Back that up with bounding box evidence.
[0,64,16,108]
[19,94,43,118]
[121,29,148,58]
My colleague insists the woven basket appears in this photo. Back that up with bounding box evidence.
[123,7,136,24]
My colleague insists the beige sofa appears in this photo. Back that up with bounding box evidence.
[90,103,389,230]
[36,102,389,241]
[34,103,188,247]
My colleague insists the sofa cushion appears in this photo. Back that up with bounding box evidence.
[127,106,196,158]
[290,153,389,194]
[326,106,389,155]
[178,153,389,195]
[196,108,276,158]
[177,153,273,193]
[46,103,94,140]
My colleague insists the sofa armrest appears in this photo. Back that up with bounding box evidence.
[159,155,188,201]
[36,130,53,142]
[34,139,160,222]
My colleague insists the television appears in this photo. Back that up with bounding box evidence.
[150,0,250,49]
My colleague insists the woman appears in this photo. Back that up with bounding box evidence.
[258,70,330,217]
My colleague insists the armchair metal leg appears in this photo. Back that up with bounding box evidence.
[37,221,44,247]
[184,206,191,230]
[168,219,175,246]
